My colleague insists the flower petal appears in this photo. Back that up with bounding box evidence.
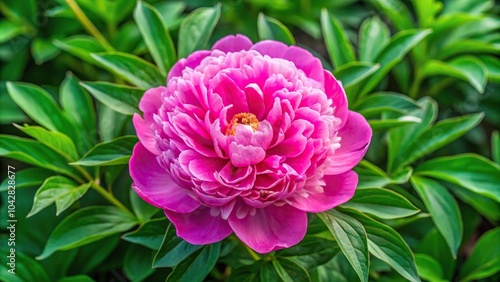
[130,143,200,213]
[212,34,253,53]
[139,86,164,115]
[290,171,358,212]
[326,111,372,175]
[165,206,233,244]
[167,50,211,80]
[324,70,348,129]
[133,113,159,155]
[228,204,307,253]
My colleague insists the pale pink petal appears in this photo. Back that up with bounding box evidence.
[212,34,253,53]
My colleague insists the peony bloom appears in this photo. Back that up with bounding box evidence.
[129,34,372,253]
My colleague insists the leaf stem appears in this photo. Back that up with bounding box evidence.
[242,242,261,261]
[64,0,115,51]
[91,181,132,215]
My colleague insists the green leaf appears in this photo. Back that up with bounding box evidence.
[7,82,78,140]
[368,0,414,31]
[460,227,500,281]
[124,244,155,282]
[166,243,221,282]
[354,92,420,116]
[75,0,135,26]
[479,56,500,82]
[257,13,295,45]
[0,167,52,192]
[80,81,142,115]
[28,176,91,217]
[154,224,202,268]
[0,84,27,124]
[53,35,106,64]
[272,258,311,282]
[277,235,340,269]
[415,229,456,279]
[415,154,500,203]
[31,38,60,65]
[71,136,137,166]
[493,131,500,164]
[91,52,164,89]
[437,40,500,60]
[130,189,160,224]
[0,20,27,43]
[442,0,494,15]
[342,207,420,282]
[411,176,463,257]
[58,275,95,282]
[15,124,79,161]
[318,209,369,282]
[177,4,221,59]
[452,184,500,224]
[343,188,420,219]
[368,116,422,131]
[70,236,120,274]
[98,105,129,142]
[122,218,167,250]
[422,57,487,93]
[412,0,442,28]
[333,62,380,88]
[134,1,176,74]
[414,253,445,282]
[321,8,356,68]
[0,135,80,178]
[38,206,137,259]
[358,16,390,62]
[0,248,50,282]
[154,2,186,29]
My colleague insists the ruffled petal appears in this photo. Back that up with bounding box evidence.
[139,86,164,115]
[324,70,348,130]
[167,50,211,80]
[228,204,307,253]
[165,206,233,244]
[325,111,372,175]
[212,34,253,53]
[130,143,200,213]
[133,114,159,155]
[290,171,358,212]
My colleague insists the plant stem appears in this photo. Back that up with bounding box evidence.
[243,243,261,261]
[91,181,132,215]
[64,0,115,51]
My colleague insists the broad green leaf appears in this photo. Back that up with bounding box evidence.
[260,261,279,281]
[58,275,94,282]
[38,206,137,259]
[53,35,105,64]
[368,116,422,131]
[414,253,445,282]
[358,16,390,62]
[343,188,419,219]
[124,244,155,282]
[27,176,91,217]
[318,210,369,282]
[177,4,221,59]
[0,167,52,192]
[415,154,500,203]
[165,243,221,282]
[70,236,120,274]
[130,189,160,224]
[272,258,311,282]
[71,136,137,166]
[359,29,432,97]
[452,184,500,224]
[415,229,456,279]
[412,0,442,28]
[80,81,142,115]
[411,176,463,257]
[91,52,164,89]
[0,135,80,179]
[442,0,494,15]
[479,56,500,82]
[397,113,484,168]
[493,131,500,164]
[321,8,356,68]
[422,57,487,93]
[15,125,79,161]
[154,224,202,268]
[333,62,380,88]
[0,20,27,43]
[154,2,186,29]
[7,82,78,140]
[342,208,420,282]
[355,160,392,188]
[31,38,60,65]
[460,228,500,282]
[368,0,414,30]
[74,0,135,26]
[0,86,27,124]
[277,235,340,269]
[226,261,263,282]
[134,1,176,74]
[437,40,500,60]
[354,92,420,116]
[98,105,129,142]
[257,13,295,45]
[122,218,167,250]
[0,248,50,282]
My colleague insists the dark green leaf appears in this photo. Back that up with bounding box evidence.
[452,184,500,224]
[75,0,135,26]
[368,116,422,131]
[358,16,390,62]
[0,167,52,192]
[98,105,129,142]
[414,253,444,282]
[368,0,414,30]
[70,236,120,274]
[71,136,137,166]
[58,275,95,282]
[0,248,50,282]
[272,258,311,282]
[437,40,500,60]
[130,189,160,224]
[166,243,221,282]
[257,13,295,45]
[124,244,155,282]
[53,35,106,64]
[38,206,137,259]
[0,85,27,124]
[493,131,500,164]
[415,229,456,279]
[333,62,380,88]
[354,92,420,116]
[321,8,356,68]
[154,224,202,268]
[122,218,167,250]
[0,20,27,43]
[277,235,340,269]
[31,38,60,65]
[460,227,500,281]
[80,81,142,115]
[479,56,500,82]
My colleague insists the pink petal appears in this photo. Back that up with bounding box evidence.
[290,171,358,212]
[133,113,159,155]
[167,50,211,80]
[165,207,233,245]
[324,70,348,129]
[325,111,372,175]
[139,86,164,115]
[130,143,200,213]
[212,34,253,53]
[228,142,266,167]
[228,204,307,253]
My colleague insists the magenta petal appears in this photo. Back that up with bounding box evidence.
[283,46,324,83]
[130,143,200,213]
[250,40,287,58]
[228,204,307,253]
[133,114,159,155]
[212,34,253,53]
[165,207,233,245]
[291,171,358,212]
[324,70,348,129]
[139,86,164,115]
[326,111,372,175]
[167,50,211,80]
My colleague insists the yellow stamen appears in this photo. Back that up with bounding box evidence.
[225,112,259,136]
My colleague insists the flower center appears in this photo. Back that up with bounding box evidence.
[225,112,259,136]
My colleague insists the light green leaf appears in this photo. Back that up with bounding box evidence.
[134,0,176,74]
[415,154,500,203]
[257,13,295,45]
[411,176,463,257]
[28,176,91,217]
[437,40,500,60]
[0,85,27,124]
[71,136,137,166]
[0,20,27,43]
[368,116,422,131]
[124,244,155,282]
[177,4,221,59]
[122,218,167,250]
[154,224,202,268]
[91,52,164,89]
[368,0,414,31]
[333,62,380,88]
[0,167,52,192]
[75,0,135,26]
[442,0,494,15]
[452,185,500,225]
[80,81,142,115]
[479,56,500,82]
[354,92,420,116]
[412,0,442,28]
[38,206,137,259]
[343,188,420,219]
[493,131,500,164]
[53,35,105,64]
[460,227,500,282]
[31,38,60,65]
[415,229,456,279]
[321,8,356,68]
[358,16,390,62]
[318,210,369,282]
[414,253,445,282]
[272,258,311,282]
[154,2,186,29]
[165,243,220,282]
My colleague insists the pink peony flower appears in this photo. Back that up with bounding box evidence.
[129,34,372,253]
